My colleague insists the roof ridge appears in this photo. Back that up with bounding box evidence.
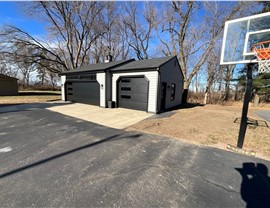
[60,56,178,75]
[110,56,177,72]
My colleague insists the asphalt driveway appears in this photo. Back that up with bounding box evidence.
[255,110,270,122]
[0,104,270,207]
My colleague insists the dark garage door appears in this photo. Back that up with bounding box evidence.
[118,77,148,111]
[66,81,100,105]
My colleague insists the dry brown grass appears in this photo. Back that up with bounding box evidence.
[129,104,270,161]
[0,91,61,105]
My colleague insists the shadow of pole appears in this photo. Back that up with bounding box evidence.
[0,133,141,179]
[234,117,269,129]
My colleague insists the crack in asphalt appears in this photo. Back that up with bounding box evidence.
[201,177,238,194]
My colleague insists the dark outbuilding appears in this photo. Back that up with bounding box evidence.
[0,74,18,96]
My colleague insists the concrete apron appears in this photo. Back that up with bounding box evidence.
[47,103,152,129]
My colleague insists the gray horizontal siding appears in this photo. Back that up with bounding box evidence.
[159,57,184,110]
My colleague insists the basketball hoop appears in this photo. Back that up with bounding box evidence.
[251,40,270,73]
[221,12,270,149]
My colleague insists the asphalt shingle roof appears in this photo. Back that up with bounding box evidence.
[110,56,175,71]
[60,56,177,75]
[60,59,135,75]
[0,74,18,80]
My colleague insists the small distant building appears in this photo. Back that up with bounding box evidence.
[0,74,18,96]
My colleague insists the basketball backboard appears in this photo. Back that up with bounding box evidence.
[220,12,270,65]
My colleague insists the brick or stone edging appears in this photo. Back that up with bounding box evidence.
[226,144,256,157]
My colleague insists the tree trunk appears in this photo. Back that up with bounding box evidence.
[253,93,260,107]
[204,80,211,105]
[224,82,230,101]
[182,81,190,104]
[195,72,199,93]
[234,85,238,101]
[204,91,209,105]
[41,73,44,85]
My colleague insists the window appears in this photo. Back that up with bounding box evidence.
[121,87,131,91]
[71,75,79,79]
[121,95,131,99]
[121,79,130,83]
[66,74,96,81]
[68,88,73,90]
[68,93,73,95]
[170,84,176,101]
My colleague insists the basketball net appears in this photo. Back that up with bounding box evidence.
[251,40,270,73]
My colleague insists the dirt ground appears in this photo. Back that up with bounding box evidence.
[0,91,61,105]
[129,102,270,161]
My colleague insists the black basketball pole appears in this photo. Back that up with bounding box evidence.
[237,63,254,148]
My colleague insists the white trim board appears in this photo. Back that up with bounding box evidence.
[220,60,258,65]
[220,21,228,65]
[225,12,270,24]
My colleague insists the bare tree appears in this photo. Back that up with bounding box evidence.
[0,52,18,77]
[123,2,157,60]
[36,65,48,85]
[0,1,105,73]
[223,65,236,101]
[19,49,36,86]
[47,71,59,90]
[2,43,36,86]
[203,45,223,104]
[0,57,10,75]
[158,1,255,103]
[18,62,36,87]
[91,2,132,63]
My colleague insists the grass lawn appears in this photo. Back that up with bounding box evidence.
[129,103,270,160]
[0,91,61,106]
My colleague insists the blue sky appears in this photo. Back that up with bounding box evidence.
[0,1,45,35]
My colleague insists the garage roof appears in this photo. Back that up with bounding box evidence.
[60,59,135,75]
[0,74,18,80]
[110,56,175,71]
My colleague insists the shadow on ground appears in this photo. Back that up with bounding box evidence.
[149,103,204,119]
[0,133,142,178]
[0,104,21,107]
[0,102,71,114]
[177,103,205,109]
[18,91,61,96]
[236,162,270,208]
[234,117,269,129]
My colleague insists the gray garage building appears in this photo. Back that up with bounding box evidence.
[60,56,184,113]
[0,74,18,96]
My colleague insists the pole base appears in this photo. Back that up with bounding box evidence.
[227,144,256,157]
